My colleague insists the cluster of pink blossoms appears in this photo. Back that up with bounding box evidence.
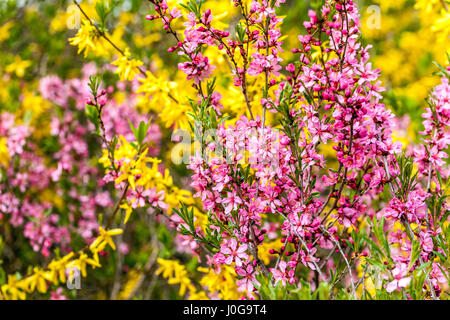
[145,0,449,299]
[184,0,397,297]
[0,111,72,257]
[0,63,162,257]
[382,73,450,297]
[414,74,450,178]
[147,1,220,85]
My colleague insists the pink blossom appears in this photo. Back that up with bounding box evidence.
[220,238,249,267]
[386,264,411,293]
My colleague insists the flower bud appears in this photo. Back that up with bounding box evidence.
[286,63,295,73]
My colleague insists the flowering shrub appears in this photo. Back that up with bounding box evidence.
[0,0,448,300]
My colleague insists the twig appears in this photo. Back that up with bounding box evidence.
[72,0,179,104]
[320,226,356,299]
[278,212,325,281]
[110,220,125,299]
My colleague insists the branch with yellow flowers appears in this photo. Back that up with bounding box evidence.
[0,226,123,300]
[155,258,244,300]
[71,0,178,103]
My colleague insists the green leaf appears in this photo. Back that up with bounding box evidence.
[408,239,421,271]
[137,120,149,146]
[415,260,432,272]
[85,104,100,132]
[0,267,6,286]
[128,119,137,138]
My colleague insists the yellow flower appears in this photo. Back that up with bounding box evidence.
[198,265,240,300]
[1,275,27,300]
[40,189,64,211]
[1,226,122,299]
[67,253,101,278]
[23,267,52,293]
[111,49,144,82]
[132,33,162,48]
[50,11,70,33]
[432,10,450,42]
[121,202,134,224]
[156,258,196,297]
[6,56,31,78]
[137,71,178,97]
[89,226,123,252]
[69,20,107,57]
[414,0,441,13]
[0,137,9,168]
[100,134,193,223]
[20,90,51,121]
[47,252,75,284]
[117,269,142,300]
[0,21,14,43]
[189,291,209,300]
[258,240,283,265]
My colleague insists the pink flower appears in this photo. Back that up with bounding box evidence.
[50,288,68,300]
[308,116,333,144]
[144,187,168,210]
[420,231,433,253]
[386,264,411,293]
[299,248,319,270]
[169,7,182,19]
[178,53,215,84]
[119,242,130,255]
[127,186,147,209]
[39,75,68,107]
[286,63,295,73]
[222,192,243,214]
[236,264,259,296]
[220,238,248,267]
[270,261,295,285]
[127,186,167,210]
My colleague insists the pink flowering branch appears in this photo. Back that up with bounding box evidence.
[139,0,450,300]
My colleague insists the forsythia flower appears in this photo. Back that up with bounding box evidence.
[111,49,144,82]
[117,270,142,300]
[156,258,196,297]
[100,135,192,223]
[0,137,9,167]
[89,226,124,252]
[69,20,104,57]
[47,252,75,284]
[24,267,52,293]
[6,56,32,78]
[432,10,450,42]
[137,71,178,98]
[258,240,283,265]
[0,227,123,300]
[0,21,14,43]
[414,0,441,13]
[198,266,241,300]
[188,291,209,300]
[21,90,51,123]
[1,275,27,300]
[67,253,101,278]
